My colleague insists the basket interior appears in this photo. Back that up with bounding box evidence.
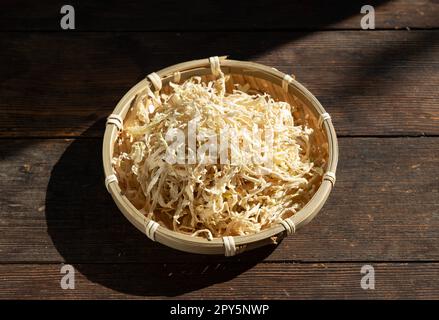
[113,71,329,236]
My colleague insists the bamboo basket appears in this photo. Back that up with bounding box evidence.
[102,56,338,256]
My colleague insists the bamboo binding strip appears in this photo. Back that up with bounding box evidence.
[146,72,162,91]
[145,220,160,241]
[106,114,123,131]
[223,236,237,257]
[102,56,339,256]
[280,218,296,235]
[104,174,118,192]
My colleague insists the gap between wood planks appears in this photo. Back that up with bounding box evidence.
[0,28,438,33]
[0,260,439,265]
[0,135,438,140]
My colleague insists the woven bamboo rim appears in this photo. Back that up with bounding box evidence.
[102,57,338,256]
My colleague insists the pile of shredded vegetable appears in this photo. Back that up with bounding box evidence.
[113,73,323,239]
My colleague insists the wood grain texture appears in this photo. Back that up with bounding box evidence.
[1,137,438,263]
[0,263,438,299]
[1,0,438,31]
[0,31,438,138]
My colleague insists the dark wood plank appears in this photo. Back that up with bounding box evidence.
[0,263,438,299]
[1,0,438,31]
[1,137,438,263]
[0,31,438,137]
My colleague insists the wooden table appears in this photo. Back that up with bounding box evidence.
[0,0,438,299]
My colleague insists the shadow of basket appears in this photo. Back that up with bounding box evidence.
[45,119,277,297]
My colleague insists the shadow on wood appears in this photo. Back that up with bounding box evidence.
[1,0,398,139]
[45,119,276,296]
[1,0,392,31]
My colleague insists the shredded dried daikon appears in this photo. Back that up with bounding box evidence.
[112,73,323,239]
